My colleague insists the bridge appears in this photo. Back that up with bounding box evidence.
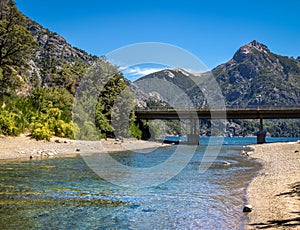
[135,107,300,144]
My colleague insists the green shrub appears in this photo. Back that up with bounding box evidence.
[130,123,142,140]
[54,120,75,138]
[31,122,54,141]
[0,110,19,136]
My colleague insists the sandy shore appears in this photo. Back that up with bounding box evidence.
[0,134,170,161]
[245,142,300,229]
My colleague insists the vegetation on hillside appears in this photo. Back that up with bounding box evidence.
[0,0,37,99]
[0,1,141,140]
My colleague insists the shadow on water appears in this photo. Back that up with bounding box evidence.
[249,181,300,229]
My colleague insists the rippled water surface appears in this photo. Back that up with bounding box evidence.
[0,137,296,229]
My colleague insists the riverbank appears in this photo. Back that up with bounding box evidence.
[245,141,300,229]
[0,134,170,161]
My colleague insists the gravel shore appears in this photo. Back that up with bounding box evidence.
[0,134,170,161]
[245,142,300,229]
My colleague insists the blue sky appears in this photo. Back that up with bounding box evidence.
[15,0,300,81]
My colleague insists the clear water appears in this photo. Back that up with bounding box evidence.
[0,137,297,229]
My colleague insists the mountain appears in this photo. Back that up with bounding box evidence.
[134,68,206,107]
[135,40,300,108]
[213,40,300,107]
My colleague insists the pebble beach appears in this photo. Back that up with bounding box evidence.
[245,141,300,229]
[0,134,169,161]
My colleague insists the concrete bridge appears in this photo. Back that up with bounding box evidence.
[135,107,300,144]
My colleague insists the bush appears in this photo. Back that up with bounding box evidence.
[54,120,75,138]
[130,122,142,140]
[0,110,19,136]
[31,122,54,141]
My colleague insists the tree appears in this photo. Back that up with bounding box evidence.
[111,88,136,138]
[0,0,38,96]
[95,73,128,137]
[73,60,143,140]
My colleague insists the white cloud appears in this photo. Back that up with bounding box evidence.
[121,66,166,81]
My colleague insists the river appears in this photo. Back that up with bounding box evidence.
[0,137,298,229]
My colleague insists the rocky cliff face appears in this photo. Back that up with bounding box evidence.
[22,16,98,89]
[27,19,95,64]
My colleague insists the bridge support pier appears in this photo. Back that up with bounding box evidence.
[256,118,266,144]
[187,119,199,145]
[187,134,199,145]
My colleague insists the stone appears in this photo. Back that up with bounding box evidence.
[47,152,55,156]
[243,205,252,212]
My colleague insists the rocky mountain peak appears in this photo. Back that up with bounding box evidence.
[163,69,175,78]
[173,68,190,76]
[233,40,270,63]
[248,40,269,51]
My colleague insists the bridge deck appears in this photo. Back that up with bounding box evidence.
[135,108,300,120]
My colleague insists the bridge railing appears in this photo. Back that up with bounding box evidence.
[135,105,300,112]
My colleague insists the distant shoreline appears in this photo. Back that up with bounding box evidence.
[244,141,300,229]
[0,135,171,162]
